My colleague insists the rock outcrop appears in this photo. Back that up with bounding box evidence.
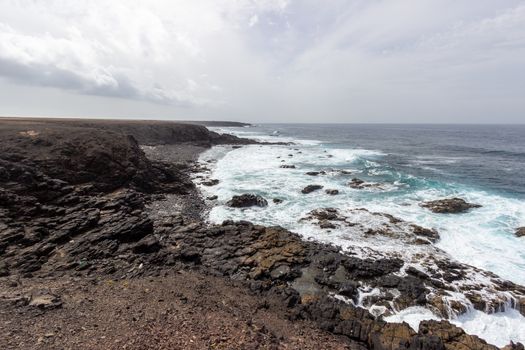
[302,185,324,194]
[421,198,482,214]
[226,194,268,208]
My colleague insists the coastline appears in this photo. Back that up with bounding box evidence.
[0,118,523,349]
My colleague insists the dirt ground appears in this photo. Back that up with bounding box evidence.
[0,270,362,350]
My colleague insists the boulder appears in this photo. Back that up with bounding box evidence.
[280,165,296,169]
[325,189,339,195]
[421,198,481,214]
[302,185,323,194]
[226,194,268,208]
[201,179,219,186]
[348,178,365,188]
[515,227,525,238]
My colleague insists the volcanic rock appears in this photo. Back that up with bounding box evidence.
[226,194,268,208]
[201,179,219,186]
[421,198,482,214]
[302,185,323,194]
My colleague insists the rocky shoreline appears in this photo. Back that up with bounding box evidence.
[1,118,524,349]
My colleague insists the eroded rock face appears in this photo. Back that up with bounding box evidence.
[226,194,268,208]
[302,185,324,194]
[421,198,482,214]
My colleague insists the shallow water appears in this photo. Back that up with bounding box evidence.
[198,124,525,346]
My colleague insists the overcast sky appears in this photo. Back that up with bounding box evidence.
[0,0,524,123]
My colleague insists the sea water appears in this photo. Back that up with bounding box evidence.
[198,124,525,346]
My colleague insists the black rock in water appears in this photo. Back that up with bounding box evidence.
[421,198,482,214]
[226,194,268,207]
[302,185,323,194]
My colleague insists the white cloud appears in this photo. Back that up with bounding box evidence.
[0,0,523,122]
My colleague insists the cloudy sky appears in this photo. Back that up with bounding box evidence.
[0,0,524,123]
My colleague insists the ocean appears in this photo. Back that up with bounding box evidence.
[197,123,525,346]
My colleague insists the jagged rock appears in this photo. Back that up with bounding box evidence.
[280,165,296,169]
[411,224,440,242]
[226,194,268,208]
[206,195,218,200]
[302,185,323,194]
[306,171,326,176]
[416,320,498,350]
[306,208,342,221]
[421,198,482,214]
[273,198,283,204]
[515,227,525,237]
[503,342,525,350]
[325,189,339,195]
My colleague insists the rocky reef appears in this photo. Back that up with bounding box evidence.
[1,118,524,349]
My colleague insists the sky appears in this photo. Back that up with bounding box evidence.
[0,0,524,123]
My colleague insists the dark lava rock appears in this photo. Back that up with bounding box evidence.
[206,195,218,200]
[411,224,440,243]
[226,194,268,208]
[273,198,283,204]
[348,178,365,187]
[516,227,525,238]
[302,185,323,194]
[306,171,325,176]
[421,198,482,214]
[202,179,219,186]
[325,189,339,195]
[308,208,341,221]
[347,178,382,190]
[280,165,296,169]
[319,220,336,229]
